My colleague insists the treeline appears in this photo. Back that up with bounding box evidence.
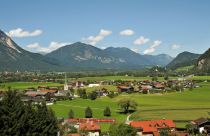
[0,90,59,136]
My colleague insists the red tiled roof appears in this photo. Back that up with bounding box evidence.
[130,120,176,133]
[154,84,165,88]
[117,86,131,89]
[39,90,57,93]
[68,134,81,136]
[79,122,100,131]
[67,118,115,123]
[140,85,152,90]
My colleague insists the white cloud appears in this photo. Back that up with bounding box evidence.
[82,29,112,45]
[171,44,181,50]
[7,28,43,38]
[26,41,71,53]
[27,43,40,49]
[120,29,134,36]
[133,36,150,45]
[143,40,162,54]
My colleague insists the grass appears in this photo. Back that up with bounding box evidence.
[0,82,63,91]
[191,76,210,80]
[175,65,194,72]
[49,97,127,132]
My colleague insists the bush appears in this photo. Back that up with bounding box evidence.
[88,91,97,100]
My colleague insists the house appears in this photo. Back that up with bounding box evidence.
[68,134,83,136]
[88,84,100,87]
[95,88,109,96]
[117,86,134,93]
[75,81,84,88]
[130,120,176,136]
[139,85,153,94]
[79,122,101,136]
[22,91,47,103]
[153,83,165,90]
[191,117,210,134]
[37,86,48,91]
[54,90,71,100]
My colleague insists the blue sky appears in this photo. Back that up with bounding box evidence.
[0,0,210,56]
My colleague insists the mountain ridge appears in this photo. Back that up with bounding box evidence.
[166,51,200,70]
[46,42,173,69]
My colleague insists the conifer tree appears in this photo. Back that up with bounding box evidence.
[68,109,74,119]
[0,90,59,135]
[85,106,92,118]
[104,106,111,116]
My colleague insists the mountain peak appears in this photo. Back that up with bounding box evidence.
[0,29,22,53]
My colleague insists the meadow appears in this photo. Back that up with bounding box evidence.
[0,82,63,91]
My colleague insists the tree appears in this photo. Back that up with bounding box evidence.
[159,128,169,136]
[186,123,198,135]
[118,99,138,114]
[88,91,97,100]
[68,109,74,119]
[85,106,92,118]
[164,74,169,80]
[104,106,111,116]
[0,90,59,135]
[68,125,77,134]
[0,90,26,135]
[176,82,184,92]
[109,123,137,136]
[152,76,158,81]
[107,91,118,98]
[77,89,87,99]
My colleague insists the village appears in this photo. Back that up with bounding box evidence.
[1,74,209,136]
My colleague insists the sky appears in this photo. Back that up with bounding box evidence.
[0,0,210,57]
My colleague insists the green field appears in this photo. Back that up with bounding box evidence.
[0,82,63,91]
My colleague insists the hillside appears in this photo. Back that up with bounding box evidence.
[167,51,200,70]
[197,48,210,71]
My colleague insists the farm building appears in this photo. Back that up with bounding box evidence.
[191,117,210,134]
[130,119,176,136]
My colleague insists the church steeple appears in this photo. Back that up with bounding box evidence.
[64,73,68,91]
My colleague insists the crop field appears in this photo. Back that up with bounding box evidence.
[0,82,63,91]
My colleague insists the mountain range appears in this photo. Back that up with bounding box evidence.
[1,29,210,72]
[46,42,173,69]
[0,29,174,71]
